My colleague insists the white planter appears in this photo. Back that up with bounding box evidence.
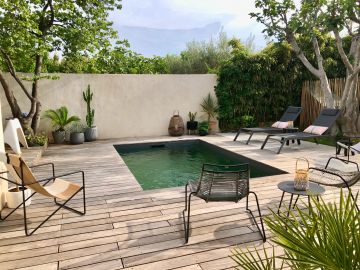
[6,187,32,208]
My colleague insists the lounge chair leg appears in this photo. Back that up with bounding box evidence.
[245,132,254,145]
[183,189,194,244]
[261,135,270,150]
[233,129,241,141]
[26,188,85,236]
[277,139,287,154]
[246,191,266,242]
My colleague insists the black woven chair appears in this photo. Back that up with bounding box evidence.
[309,156,360,211]
[183,163,266,243]
[261,108,341,154]
[233,106,302,143]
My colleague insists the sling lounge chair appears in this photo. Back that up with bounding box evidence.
[183,163,266,243]
[233,106,302,144]
[309,156,359,211]
[261,108,341,154]
[0,153,86,236]
[336,139,360,161]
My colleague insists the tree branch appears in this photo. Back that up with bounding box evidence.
[312,37,324,71]
[334,29,354,72]
[0,70,22,117]
[0,49,35,102]
[286,32,320,77]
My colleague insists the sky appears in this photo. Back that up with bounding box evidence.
[109,0,268,56]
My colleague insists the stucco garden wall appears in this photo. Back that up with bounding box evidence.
[0,74,218,139]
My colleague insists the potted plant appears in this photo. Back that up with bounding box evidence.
[43,106,80,144]
[200,93,218,134]
[187,112,198,132]
[198,121,209,136]
[7,185,31,208]
[83,85,98,142]
[69,122,86,145]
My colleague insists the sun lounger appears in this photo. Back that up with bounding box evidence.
[260,108,341,154]
[233,106,302,144]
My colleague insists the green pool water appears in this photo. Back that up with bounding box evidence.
[115,140,286,190]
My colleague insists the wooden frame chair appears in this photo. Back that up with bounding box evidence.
[183,163,266,244]
[0,153,86,236]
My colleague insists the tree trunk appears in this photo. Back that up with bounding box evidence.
[340,78,360,135]
[30,55,43,133]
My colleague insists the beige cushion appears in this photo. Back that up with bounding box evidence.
[303,125,328,135]
[271,121,289,128]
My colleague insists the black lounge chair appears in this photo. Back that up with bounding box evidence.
[309,156,359,211]
[233,106,302,144]
[261,108,341,154]
[183,163,266,244]
[336,139,360,161]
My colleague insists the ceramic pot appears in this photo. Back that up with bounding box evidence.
[85,126,98,142]
[53,131,65,144]
[70,132,85,145]
[7,187,31,208]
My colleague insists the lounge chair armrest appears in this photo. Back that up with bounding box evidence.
[29,162,55,169]
[37,170,85,185]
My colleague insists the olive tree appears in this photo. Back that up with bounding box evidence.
[251,0,360,134]
[0,0,122,134]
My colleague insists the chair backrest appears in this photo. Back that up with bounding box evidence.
[351,142,360,153]
[279,106,302,122]
[312,108,341,129]
[6,153,53,197]
[197,163,249,202]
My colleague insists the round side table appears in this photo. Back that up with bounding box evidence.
[277,181,325,216]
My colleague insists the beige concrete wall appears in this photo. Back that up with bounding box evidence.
[0,74,218,139]
[0,99,6,210]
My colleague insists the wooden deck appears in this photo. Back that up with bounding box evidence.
[0,134,359,270]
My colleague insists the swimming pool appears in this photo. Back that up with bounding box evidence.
[115,140,286,190]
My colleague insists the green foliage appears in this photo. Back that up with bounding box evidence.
[241,115,255,128]
[215,36,349,131]
[164,31,234,74]
[69,122,86,134]
[198,121,209,135]
[83,85,95,128]
[231,190,360,269]
[231,246,284,270]
[25,134,48,147]
[188,112,197,122]
[200,93,218,123]
[43,106,80,132]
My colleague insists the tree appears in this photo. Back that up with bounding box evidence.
[0,0,122,134]
[251,0,360,134]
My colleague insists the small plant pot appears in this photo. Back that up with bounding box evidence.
[85,126,98,142]
[7,187,31,208]
[186,121,198,131]
[53,131,66,144]
[70,132,85,145]
[198,129,208,136]
[209,120,217,134]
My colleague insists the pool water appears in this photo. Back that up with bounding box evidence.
[115,140,286,190]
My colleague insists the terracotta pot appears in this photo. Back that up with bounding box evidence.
[209,120,217,134]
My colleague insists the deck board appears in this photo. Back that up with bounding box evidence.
[0,134,359,270]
